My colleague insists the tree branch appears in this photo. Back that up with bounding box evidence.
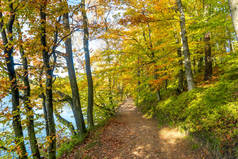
[55,90,73,106]
[54,111,76,135]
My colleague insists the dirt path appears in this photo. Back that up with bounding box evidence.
[71,99,210,159]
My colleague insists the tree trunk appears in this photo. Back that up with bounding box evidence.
[106,42,113,106]
[229,39,233,53]
[42,93,49,136]
[228,30,234,53]
[165,79,168,90]
[197,38,203,73]
[203,1,213,81]
[40,3,56,159]
[136,56,141,105]
[63,10,86,134]
[193,58,196,74]
[0,5,27,159]
[229,0,238,40]
[81,0,94,129]
[39,69,49,137]
[198,56,203,72]
[17,22,41,159]
[108,73,113,105]
[176,40,184,94]
[156,89,161,101]
[204,32,213,81]
[177,0,195,91]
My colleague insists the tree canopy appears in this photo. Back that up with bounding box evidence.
[0,0,238,158]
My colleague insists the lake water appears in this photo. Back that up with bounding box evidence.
[0,96,78,158]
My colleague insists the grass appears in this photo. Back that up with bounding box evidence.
[56,133,87,158]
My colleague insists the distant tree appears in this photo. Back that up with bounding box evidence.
[81,0,94,128]
[229,0,238,39]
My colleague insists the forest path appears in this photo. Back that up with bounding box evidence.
[72,98,210,159]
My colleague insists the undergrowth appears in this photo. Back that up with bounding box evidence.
[136,56,238,158]
[56,106,117,158]
[56,133,87,158]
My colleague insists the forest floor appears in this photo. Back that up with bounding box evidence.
[65,98,211,159]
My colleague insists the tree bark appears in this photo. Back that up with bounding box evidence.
[105,40,113,106]
[229,39,233,53]
[39,69,49,137]
[42,93,49,136]
[203,1,213,81]
[227,29,234,53]
[108,67,113,105]
[17,21,41,159]
[40,2,56,159]
[81,0,94,128]
[176,0,195,91]
[198,56,203,72]
[204,32,212,80]
[63,8,86,134]
[192,58,196,74]
[136,56,141,105]
[229,0,238,40]
[0,4,27,159]
[176,38,184,94]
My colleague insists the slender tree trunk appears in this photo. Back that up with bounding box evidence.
[177,0,195,91]
[193,58,196,74]
[229,0,238,40]
[17,22,41,159]
[198,56,203,72]
[197,38,203,73]
[106,42,113,106]
[104,32,113,106]
[228,30,234,53]
[81,0,94,128]
[156,89,161,101]
[63,10,86,134]
[40,3,56,159]
[229,39,233,53]
[203,1,212,81]
[42,93,49,136]
[165,79,168,90]
[176,40,184,94]
[108,72,113,105]
[136,56,141,105]
[137,57,141,87]
[153,65,161,101]
[0,5,27,159]
[204,32,213,80]
[39,69,49,137]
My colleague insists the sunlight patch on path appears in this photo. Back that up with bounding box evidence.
[159,128,186,144]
